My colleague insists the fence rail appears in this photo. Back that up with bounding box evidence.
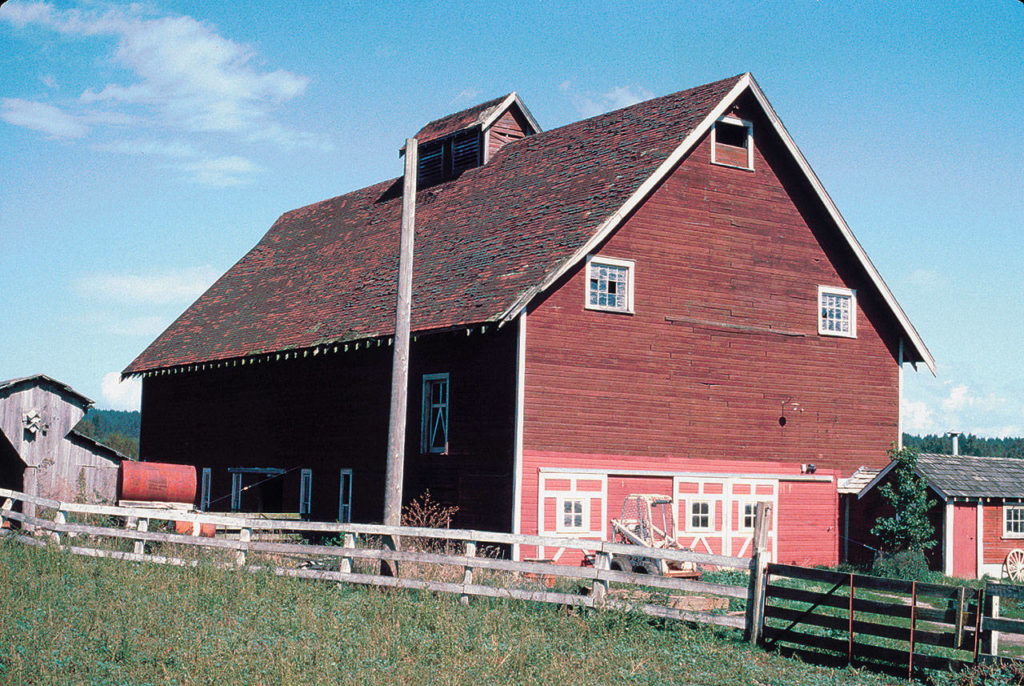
[0,487,761,631]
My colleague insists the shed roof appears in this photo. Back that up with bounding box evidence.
[124,73,934,377]
[862,453,1024,500]
[0,374,93,406]
[838,467,881,494]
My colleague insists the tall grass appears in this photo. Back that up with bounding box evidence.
[0,538,906,685]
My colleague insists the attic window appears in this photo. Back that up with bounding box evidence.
[585,255,634,314]
[417,132,481,188]
[711,116,753,170]
[818,286,856,338]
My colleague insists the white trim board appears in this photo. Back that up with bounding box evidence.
[539,465,833,483]
[497,72,934,375]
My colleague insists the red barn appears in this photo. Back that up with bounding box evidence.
[124,73,933,566]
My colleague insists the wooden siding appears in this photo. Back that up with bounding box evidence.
[487,108,531,158]
[982,502,1024,566]
[141,327,517,530]
[522,94,901,479]
[952,502,978,577]
[0,382,119,503]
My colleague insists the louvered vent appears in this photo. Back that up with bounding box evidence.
[417,133,482,188]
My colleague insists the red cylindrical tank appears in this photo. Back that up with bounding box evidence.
[174,520,216,537]
[120,461,197,504]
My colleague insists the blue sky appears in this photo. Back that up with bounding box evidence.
[1,1,1021,437]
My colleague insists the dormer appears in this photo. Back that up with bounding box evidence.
[403,92,540,188]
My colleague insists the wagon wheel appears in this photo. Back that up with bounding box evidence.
[1005,549,1024,583]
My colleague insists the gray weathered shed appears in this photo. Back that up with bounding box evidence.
[0,375,124,505]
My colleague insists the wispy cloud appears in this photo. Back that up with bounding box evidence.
[561,82,655,118]
[74,265,220,305]
[0,98,87,137]
[184,155,262,187]
[0,1,329,165]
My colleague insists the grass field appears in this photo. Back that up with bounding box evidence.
[0,539,919,686]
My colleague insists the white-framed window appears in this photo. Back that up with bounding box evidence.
[1004,503,1024,538]
[739,501,757,531]
[338,469,353,523]
[200,468,212,511]
[230,472,242,512]
[421,373,450,454]
[585,255,634,313]
[818,285,857,338]
[711,116,753,170]
[689,500,713,531]
[556,496,589,533]
[299,469,313,517]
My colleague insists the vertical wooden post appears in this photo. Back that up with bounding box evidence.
[133,518,149,556]
[955,585,967,649]
[847,572,855,664]
[461,540,476,605]
[593,549,611,605]
[908,581,918,679]
[981,585,994,657]
[340,533,355,574]
[236,527,251,566]
[383,137,419,530]
[0,497,13,529]
[52,510,66,545]
[747,501,772,645]
[973,587,984,661]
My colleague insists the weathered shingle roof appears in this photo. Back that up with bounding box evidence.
[0,374,93,405]
[413,94,510,144]
[125,75,743,374]
[838,467,881,494]
[916,453,1024,499]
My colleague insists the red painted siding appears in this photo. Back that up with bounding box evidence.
[983,502,1024,567]
[487,108,531,157]
[776,479,840,566]
[522,96,900,479]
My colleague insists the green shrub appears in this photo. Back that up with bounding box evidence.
[871,548,933,582]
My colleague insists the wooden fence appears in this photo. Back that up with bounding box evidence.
[0,487,764,632]
[761,563,1024,679]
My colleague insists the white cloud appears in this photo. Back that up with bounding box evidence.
[74,265,220,305]
[564,83,655,118]
[40,74,58,89]
[184,155,262,187]
[909,268,943,291]
[941,384,970,412]
[902,399,935,435]
[93,138,199,158]
[2,2,319,149]
[100,372,141,411]
[0,98,87,137]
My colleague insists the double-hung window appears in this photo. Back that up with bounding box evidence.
[585,255,634,313]
[338,469,353,523]
[1005,504,1024,538]
[421,373,449,454]
[818,285,856,337]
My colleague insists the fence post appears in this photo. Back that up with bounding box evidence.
[236,527,251,566]
[593,548,611,605]
[52,510,66,545]
[339,533,355,574]
[746,501,772,645]
[0,498,12,529]
[133,518,149,556]
[461,540,477,606]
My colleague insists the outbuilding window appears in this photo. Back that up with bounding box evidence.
[711,116,753,170]
[818,285,856,338]
[585,255,634,313]
[690,500,712,531]
[557,496,588,533]
[299,469,313,518]
[1005,504,1024,537]
[421,373,449,454]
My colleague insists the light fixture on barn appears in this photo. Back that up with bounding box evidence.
[778,397,802,427]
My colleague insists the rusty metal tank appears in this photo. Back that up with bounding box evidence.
[120,461,197,504]
[173,520,216,537]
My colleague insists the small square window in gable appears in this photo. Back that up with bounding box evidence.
[711,116,753,170]
[585,255,634,313]
[818,286,856,338]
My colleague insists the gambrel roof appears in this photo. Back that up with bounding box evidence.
[124,73,934,377]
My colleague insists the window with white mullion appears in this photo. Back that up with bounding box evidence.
[338,469,353,523]
[1005,503,1024,537]
[556,496,589,533]
[818,285,856,338]
[585,255,634,313]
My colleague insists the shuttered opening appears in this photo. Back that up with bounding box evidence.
[417,131,482,188]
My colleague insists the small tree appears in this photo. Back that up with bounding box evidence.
[871,445,936,553]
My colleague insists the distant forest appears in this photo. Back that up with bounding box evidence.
[75,409,140,459]
[902,433,1024,459]
[67,410,1024,462]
